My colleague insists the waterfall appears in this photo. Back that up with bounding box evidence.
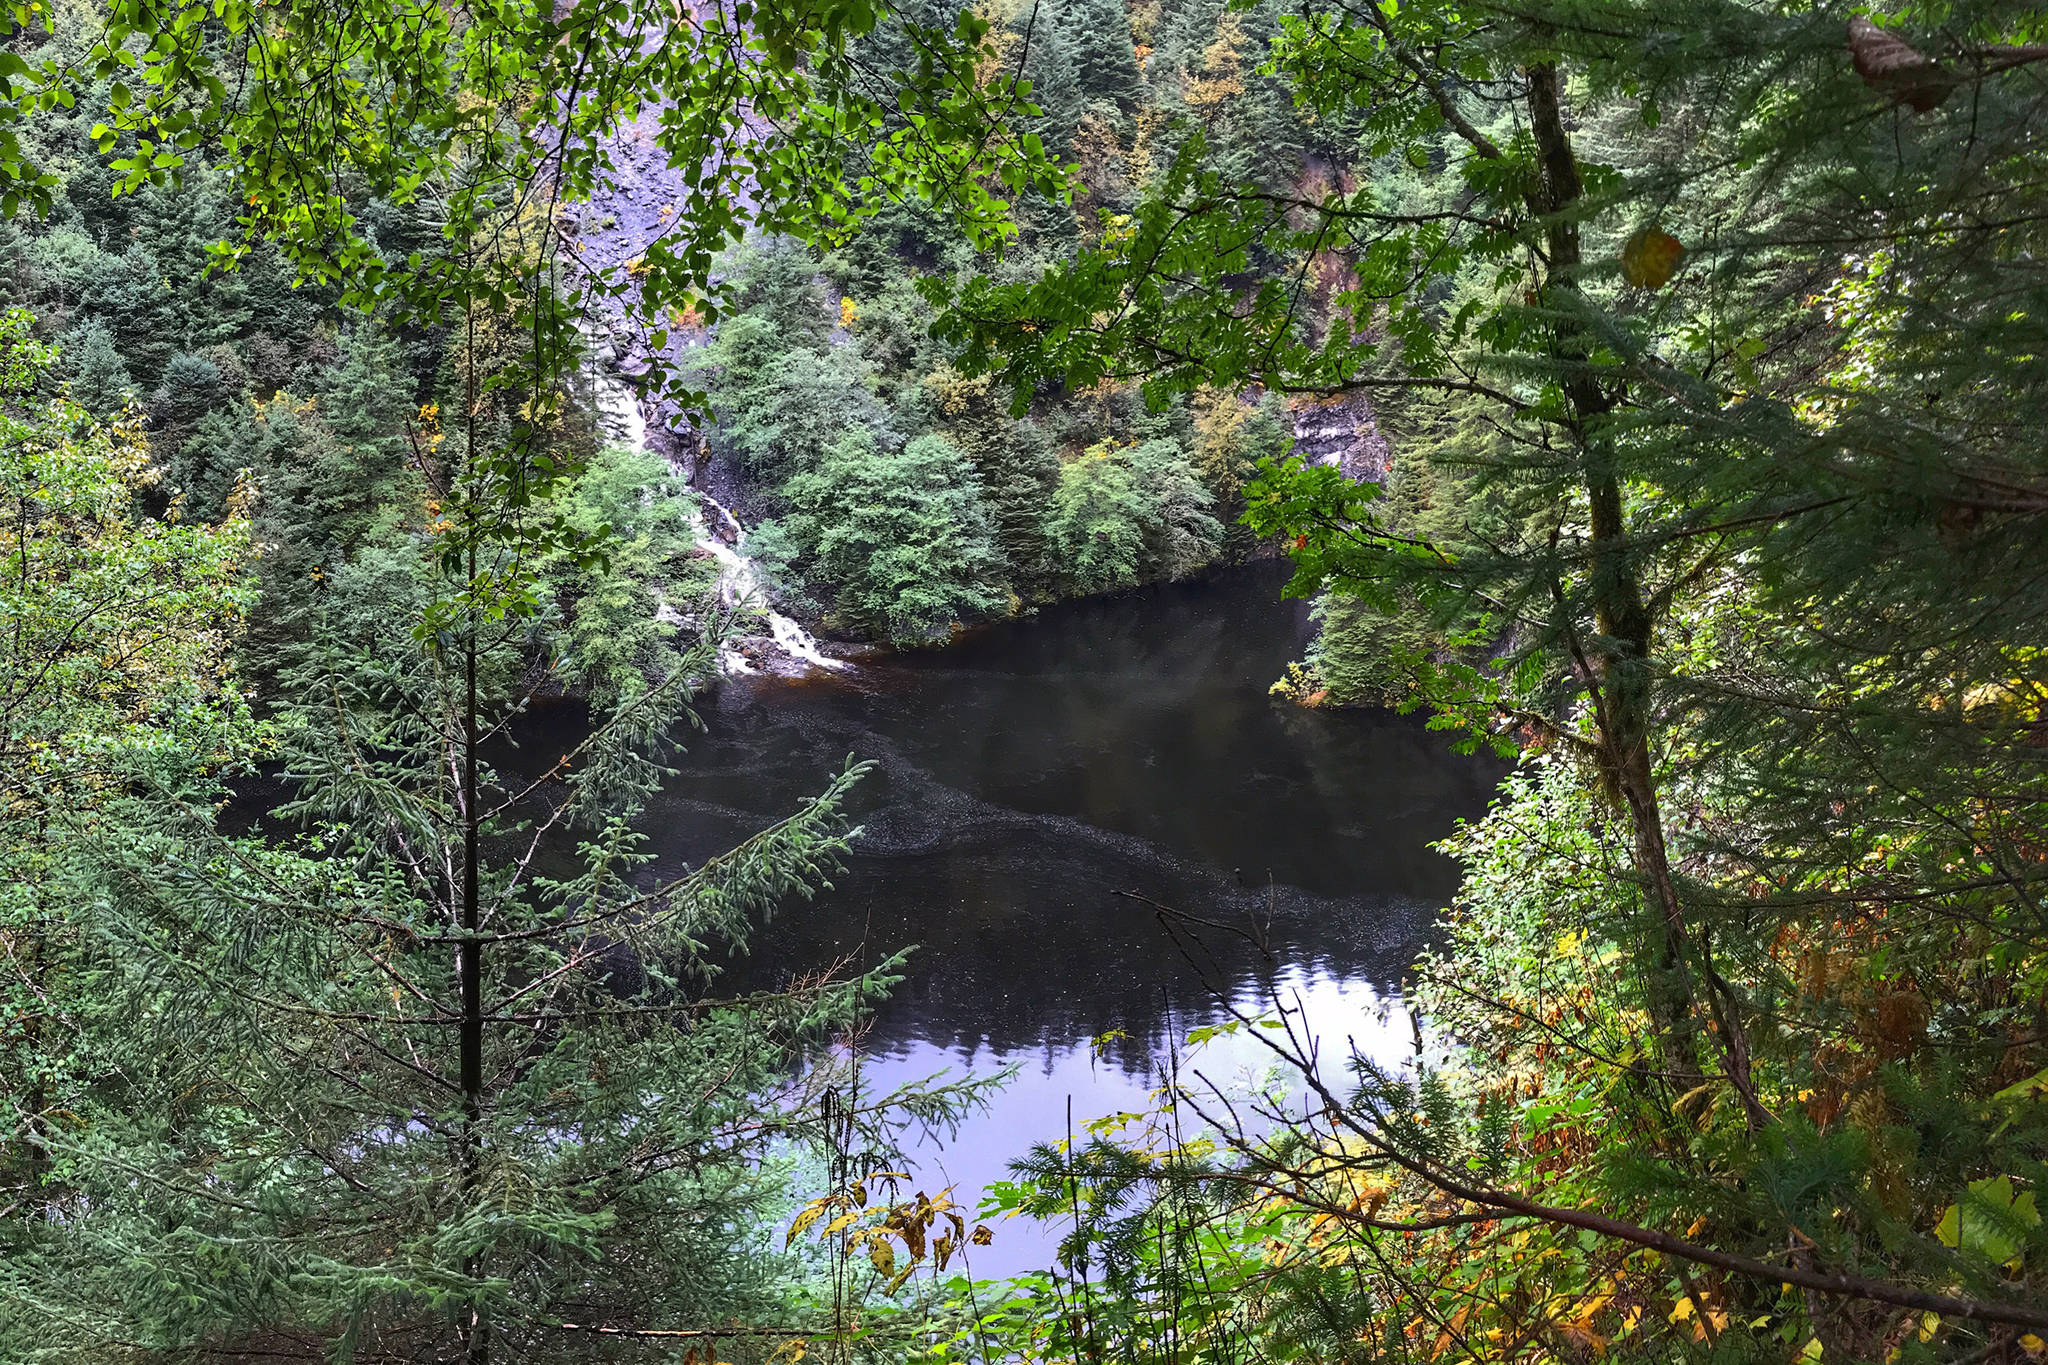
[584,344,849,677]
[685,492,849,672]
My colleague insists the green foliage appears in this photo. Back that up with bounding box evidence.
[543,441,716,700]
[0,0,1077,1354]
[934,0,2048,1358]
[924,364,1062,593]
[1013,10,1085,159]
[148,348,226,449]
[1064,0,1145,121]
[4,0,1311,667]
[700,313,896,484]
[49,0,2048,1356]
[1,294,997,1359]
[693,215,1270,642]
[11,0,1061,411]
[727,235,838,349]
[60,316,132,419]
[0,304,256,1268]
[1052,444,1157,594]
[0,307,254,804]
[1051,437,1221,595]
[5,635,901,1360]
[771,428,1005,644]
[169,387,420,685]
[1190,386,1291,510]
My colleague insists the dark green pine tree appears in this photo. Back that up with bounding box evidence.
[147,349,228,453]
[1063,0,1144,118]
[1015,4,1086,159]
[729,236,835,351]
[925,365,1062,597]
[61,318,134,420]
[317,322,415,490]
[79,242,183,391]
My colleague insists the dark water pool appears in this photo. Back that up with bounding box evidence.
[606,562,1503,1272]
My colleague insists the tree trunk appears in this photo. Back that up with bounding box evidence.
[458,314,490,1365]
[1522,61,1711,1095]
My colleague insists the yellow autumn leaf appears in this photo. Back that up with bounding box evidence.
[786,1201,829,1247]
[1621,228,1684,289]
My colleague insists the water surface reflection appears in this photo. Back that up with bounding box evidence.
[615,564,1503,1270]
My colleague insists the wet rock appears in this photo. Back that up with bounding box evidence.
[1291,393,1391,485]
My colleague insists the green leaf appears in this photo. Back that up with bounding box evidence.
[1936,1176,2041,1268]
[1992,1068,2048,1105]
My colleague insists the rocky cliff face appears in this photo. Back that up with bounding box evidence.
[1290,393,1392,485]
[558,98,702,401]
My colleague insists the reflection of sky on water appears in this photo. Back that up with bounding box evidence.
[842,966,1423,1279]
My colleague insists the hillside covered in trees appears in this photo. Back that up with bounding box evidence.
[3,0,2047,1361]
[0,0,1353,670]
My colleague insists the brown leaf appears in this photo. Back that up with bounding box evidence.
[1870,989,1930,1058]
[1556,1318,1608,1358]
[1806,1084,1845,1130]
[1848,17,1958,112]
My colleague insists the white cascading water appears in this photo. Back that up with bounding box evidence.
[583,345,847,676]
[684,493,848,672]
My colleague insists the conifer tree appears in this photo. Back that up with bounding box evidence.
[5,276,999,1360]
[61,316,133,419]
[1015,9,1086,158]
[932,0,2048,1352]
[1064,0,1145,118]
[772,427,1006,642]
[925,365,1062,594]
[0,0,1060,1357]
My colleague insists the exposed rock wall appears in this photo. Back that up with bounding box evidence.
[1290,393,1391,485]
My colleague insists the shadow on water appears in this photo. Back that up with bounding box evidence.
[520,562,1505,1271]
[221,559,1503,1275]
[612,565,1501,1046]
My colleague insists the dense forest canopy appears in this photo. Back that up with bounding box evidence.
[2,0,2046,1361]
